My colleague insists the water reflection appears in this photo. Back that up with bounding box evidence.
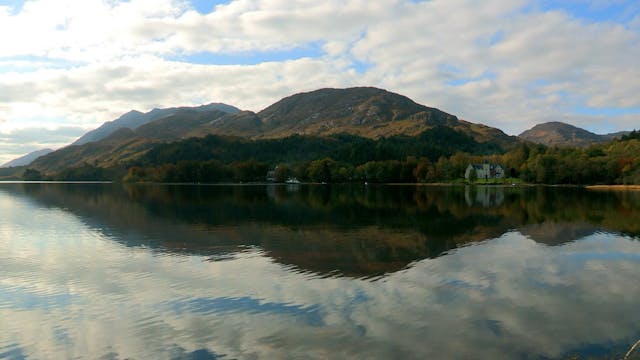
[465,185,505,207]
[1,183,639,278]
[1,183,640,359]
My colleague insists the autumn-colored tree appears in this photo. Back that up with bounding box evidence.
[308,158,335,183]
[274,164,291,183]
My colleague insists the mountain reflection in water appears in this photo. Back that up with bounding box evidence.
[1,183,639,359]
[1,183,639,278]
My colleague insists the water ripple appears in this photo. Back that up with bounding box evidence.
[0,284,75,311]
[164,296,325,326]
[0,343,27,360]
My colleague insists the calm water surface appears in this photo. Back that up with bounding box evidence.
[1,183,639,359]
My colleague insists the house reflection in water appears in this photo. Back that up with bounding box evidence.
[465,185,505,207]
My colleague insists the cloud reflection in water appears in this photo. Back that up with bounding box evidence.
[0,184,639,359]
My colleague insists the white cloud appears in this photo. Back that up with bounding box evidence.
[0,0,639,155]
[0,126,85,164]
[1,55,357,120]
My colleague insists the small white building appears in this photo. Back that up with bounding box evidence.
[465,161,504,180]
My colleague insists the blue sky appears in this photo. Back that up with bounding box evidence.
[535,0,637,23]
[0,0,639,162]
[189,0,230,14]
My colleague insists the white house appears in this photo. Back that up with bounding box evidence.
[465,160,504,180]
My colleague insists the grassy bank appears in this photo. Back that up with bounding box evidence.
[585,185,640,191]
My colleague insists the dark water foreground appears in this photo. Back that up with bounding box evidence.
[1,183,639,359]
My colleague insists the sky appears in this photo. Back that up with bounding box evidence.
[0,0,639,163]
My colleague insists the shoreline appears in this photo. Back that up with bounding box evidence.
[2,180,639,190]
[585,185,640,191]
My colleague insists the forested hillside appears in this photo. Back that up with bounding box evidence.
[14,87,638,185]
[122,126,502,183]
[119,130,640,184]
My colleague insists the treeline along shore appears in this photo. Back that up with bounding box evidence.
[14,128,640,185]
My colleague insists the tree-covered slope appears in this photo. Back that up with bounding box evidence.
[136,126,502,167]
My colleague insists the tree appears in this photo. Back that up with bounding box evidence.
[274,164,291,183]
[621,129,640,141]
[401,156,418,182]
[308,158,335,183]
[333,164,354,182]
[200,160,231,182]
[449,152,472,179]
[123,166,147,183]
[232,159,269,182]
[413,157,433,182]
[176,161,201,182]
[435,156,450,180]
[23,168,43,181]
[468,167,477,183]
[534,154,558,184]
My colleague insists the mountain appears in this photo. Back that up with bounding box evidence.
[196,87,518,147]
[31,87,519,173]
[30,128,155,173]
[256,87,459,137]
[203,111,264,138]
[602,131,631,141]
[72,103,240,145]
[518,121,628,147]
[1,148,54,168]
[30,107,234,172]
[69,87,518,146]
[135,109,230,140]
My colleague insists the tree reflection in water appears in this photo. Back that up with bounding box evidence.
[1,183,638,278]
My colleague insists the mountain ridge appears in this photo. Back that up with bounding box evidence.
[1,148,54,168]
[64,87,522,147]
[518,121,628,147]
[255,87,460,138]
[27,87,531,172]
[72,103,241,145]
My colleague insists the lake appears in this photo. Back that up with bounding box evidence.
[1,183,639,359]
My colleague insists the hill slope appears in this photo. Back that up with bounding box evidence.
[72,103,240,145]
[518,122,627,147]
[30,128,156,172]
[135,109,230,140]
[1,148,54,168]
[256,87,459,138]
[195,87,517,147]
[32,87,519,173]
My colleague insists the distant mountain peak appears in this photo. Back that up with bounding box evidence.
[1,148,54,168]
[518,121,628,147]
[123,109,143,116]
[72,103,240,146]
[255,86,460,138]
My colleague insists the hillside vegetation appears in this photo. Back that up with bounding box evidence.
[116,131,640,185]
[17,87,639,185]
[28,87,519,174]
